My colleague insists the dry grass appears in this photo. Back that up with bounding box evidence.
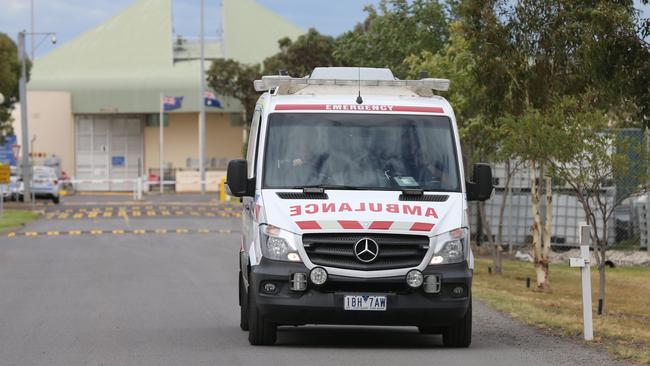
[473,257,650,364]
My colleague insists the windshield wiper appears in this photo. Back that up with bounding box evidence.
[292,184,371,193]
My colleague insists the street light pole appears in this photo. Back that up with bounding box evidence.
[18,31,32,203]
[199,0,206,194]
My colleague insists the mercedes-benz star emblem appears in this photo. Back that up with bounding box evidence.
[354,238,379,263]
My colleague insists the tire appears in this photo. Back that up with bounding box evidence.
[239,271,249,331]
[248,284,277,346]
[52,196,60,204]
[442,301,472,348]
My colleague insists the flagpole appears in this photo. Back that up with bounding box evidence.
[199,0,206,195]
[159,93,164,194]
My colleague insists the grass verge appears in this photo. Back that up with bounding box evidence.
[473,257,650,364]
[0,209,40,232]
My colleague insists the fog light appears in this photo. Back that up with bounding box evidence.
[290,272,307,291]
[451,286,465,297]
[424,275,441,293]
[310,267,328,286]
[406,269,424,288]
[262,282,278,294]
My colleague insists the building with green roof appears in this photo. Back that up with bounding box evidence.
[15,0,303,191]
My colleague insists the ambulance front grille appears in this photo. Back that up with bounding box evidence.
[302,233,429,271]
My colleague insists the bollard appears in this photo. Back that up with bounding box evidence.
[526,277,530,289]
[137,177,143,201]
[219,177,227,202]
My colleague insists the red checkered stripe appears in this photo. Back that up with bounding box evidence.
[295,220,434,232]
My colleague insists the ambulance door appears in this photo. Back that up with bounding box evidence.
[242,108,262,266]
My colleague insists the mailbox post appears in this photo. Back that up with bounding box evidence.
[570,225,594,341]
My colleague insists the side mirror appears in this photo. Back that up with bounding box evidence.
[227,159,252,197]
[466,163,493,201]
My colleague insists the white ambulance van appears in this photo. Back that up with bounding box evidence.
[227,67,493,346]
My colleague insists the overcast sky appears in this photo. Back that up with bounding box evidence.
[0,0,648,59]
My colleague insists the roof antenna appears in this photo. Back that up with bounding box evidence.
[355,67,363,104]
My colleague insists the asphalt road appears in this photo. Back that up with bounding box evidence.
[0,198,632,366]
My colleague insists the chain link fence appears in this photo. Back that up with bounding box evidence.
[471,128,649,251]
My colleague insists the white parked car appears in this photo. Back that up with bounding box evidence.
[1,166,24,201]
[30,166,61,204]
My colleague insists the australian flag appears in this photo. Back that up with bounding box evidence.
[204,91,222,108]
[163,96,183,111]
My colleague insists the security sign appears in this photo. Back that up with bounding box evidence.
[0,164,10,184]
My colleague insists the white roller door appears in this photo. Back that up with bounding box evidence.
[75,115,143,191]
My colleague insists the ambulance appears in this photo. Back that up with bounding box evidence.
[227,67,493,346]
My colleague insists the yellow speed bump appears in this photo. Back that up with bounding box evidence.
[176,229,189,234]
[68,230,81,236]
[90,230,103,235]
[47,231,60,236]
[112,229,124,235]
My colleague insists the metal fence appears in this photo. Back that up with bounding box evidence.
[472,128,649,251]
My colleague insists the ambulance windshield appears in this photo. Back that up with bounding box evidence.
[263,113,460,192]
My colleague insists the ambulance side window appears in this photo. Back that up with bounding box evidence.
[246,109,262,178]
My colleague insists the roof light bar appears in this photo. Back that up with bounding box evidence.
[253,75,450,93]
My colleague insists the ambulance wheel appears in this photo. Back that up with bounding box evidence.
[52,196,60,204]
[442,301,472,348]
[239,271,249,331]
[248,286,277,345]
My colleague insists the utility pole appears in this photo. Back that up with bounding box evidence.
[198,0,207,194]
[17,30,56,204]
[30,0,35,60]
[18,31,32,203]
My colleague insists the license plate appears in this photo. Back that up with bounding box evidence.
[344,295,387,311]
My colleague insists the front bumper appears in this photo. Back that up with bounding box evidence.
[249,259,472,327]
[31,186,59,197]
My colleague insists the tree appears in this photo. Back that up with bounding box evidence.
[335,0,450,78]
[460,0,649,291]
[546,97,649,314]
[206,59,261,126]
[0,32,30,144]
[207,29,345,156]
[207,29,343,130]
[404,21,510,274]
[263,28,340,78]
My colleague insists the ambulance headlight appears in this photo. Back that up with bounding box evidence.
[259,225,302,262]
[430,228,468,265]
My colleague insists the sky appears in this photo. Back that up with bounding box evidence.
[0,0,382,58]
[0,0,648,59]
